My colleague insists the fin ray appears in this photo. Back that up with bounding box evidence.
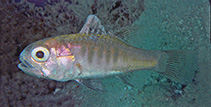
[116,75,133,87]
[154,50,198,85]
[79,15,107,35]
[113,25,140,43]
[75,79,104,91]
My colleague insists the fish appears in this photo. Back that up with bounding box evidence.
[18,15,197,91]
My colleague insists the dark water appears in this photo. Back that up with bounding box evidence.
[0,0,210,107]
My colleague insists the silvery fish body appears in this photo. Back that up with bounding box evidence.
[18,15,197,90]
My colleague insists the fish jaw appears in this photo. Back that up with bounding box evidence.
[18,56,44,78]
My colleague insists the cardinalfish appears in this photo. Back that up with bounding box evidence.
[18,15,197,91]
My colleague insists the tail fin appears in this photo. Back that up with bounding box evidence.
[154,50,198,85]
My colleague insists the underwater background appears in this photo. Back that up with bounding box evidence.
[0,0,210,107]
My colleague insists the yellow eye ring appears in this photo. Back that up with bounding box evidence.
[31,47,50,62]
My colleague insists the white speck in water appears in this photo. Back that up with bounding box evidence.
[53,88,61,94]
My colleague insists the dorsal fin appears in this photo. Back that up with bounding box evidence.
[112,25,140,43]
[79,15,107,35]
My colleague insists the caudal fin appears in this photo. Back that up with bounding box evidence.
[154,50,198,85]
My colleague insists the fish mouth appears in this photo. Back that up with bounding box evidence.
[18,63,27,68]
[18,59,44,77]
[18,59,34,69]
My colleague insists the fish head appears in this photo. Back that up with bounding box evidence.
[18,38,79,81]
[18,38,57,79]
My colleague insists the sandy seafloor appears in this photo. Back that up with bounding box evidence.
[0,0,210,107]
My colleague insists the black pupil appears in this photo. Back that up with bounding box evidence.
[36,51,44,58]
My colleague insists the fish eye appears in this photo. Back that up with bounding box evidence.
[31,47,50,62]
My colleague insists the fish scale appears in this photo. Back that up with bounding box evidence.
[53,33,159,73]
